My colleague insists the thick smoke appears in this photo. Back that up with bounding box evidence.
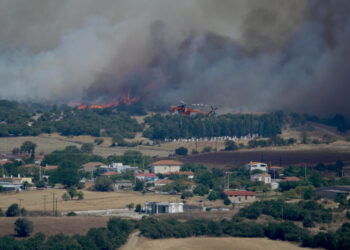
[0,0,349,117]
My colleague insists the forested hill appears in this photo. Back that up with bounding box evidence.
[0,100,142,139]
[0,100,348,140]
[142,112,284,140]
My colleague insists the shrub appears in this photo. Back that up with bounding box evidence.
[303,216,315,228]
[14,218,34,237]
[67,212,77,216]
[6,203,20,217]
[20,208,27,216]
[62,193,70,201]
[175,147,188,155]
[208,191,220,201]
[224,198,231,206]
[67,186,78,199]
[77,182,85,189]
[181,191,194,199]
[202,146,212,153]
[94,138,104,145]
[135,204,142,213]
[77,191,84,200]
[94,177,113,192]
[193,184,209,196]
[0,208,4,217]
[126,203,134,210]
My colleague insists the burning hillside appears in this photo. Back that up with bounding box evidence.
[77,93,139,110]
[0,1,350,117]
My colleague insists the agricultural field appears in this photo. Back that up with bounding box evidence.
[179,143,350,168]
[0,217,109,237]
[0,189,181,213]
[121,235,312,250]
[0,134,172,157]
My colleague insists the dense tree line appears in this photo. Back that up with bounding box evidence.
[143,111,285,140]
[0,100,142,138]
[139,217,350,249]
[239,200,332,224]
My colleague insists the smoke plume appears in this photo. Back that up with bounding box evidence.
[0,0,349,117]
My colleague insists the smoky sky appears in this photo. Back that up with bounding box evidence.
[0,0,349,117]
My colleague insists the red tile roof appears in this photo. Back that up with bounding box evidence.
[0,160,13,165]
[155,179,174,185]
[101,172,117,176]
[270,166,283,169]
[150,160,183,166]
[247,162,265,165]
[45,165,58,171]
[223,190,256,196]
[23,164,38,168]
[281,177,300,182]
[83,162,105,168]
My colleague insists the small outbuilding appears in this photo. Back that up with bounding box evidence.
[145,202,184,214]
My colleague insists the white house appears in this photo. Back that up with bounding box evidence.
[149,160,183,174]
[223,190,256,203]
[145,202,184,214]
[250,173,271,184]
[136,173,158,182]
[270,182,279,190]
[246,162,268,172]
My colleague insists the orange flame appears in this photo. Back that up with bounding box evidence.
[76,93,139,110]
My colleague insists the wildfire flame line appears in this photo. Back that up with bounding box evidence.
[77,93,139,110]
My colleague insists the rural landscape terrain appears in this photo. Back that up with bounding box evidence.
[1,1,350,250]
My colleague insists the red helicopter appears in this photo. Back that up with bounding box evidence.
[168,101,217,116]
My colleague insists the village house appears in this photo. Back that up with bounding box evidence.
[223,190,256,203]
[162,171,195,179]
[149,160,183,174]
[98,163,138,175]
[83,162,105,172]
[250,173,271,184]
[245,162,268,172]
[114,180,134,190]
[268,166,283,179]
[100,172,118,178]
[154,179,174,187]
[136,173,158,182]
[145,201,184,214]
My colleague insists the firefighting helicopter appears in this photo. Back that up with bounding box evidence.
[168,101,217,116]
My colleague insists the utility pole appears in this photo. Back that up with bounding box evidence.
[18,198,23,208]
[52,193,56,216]
[281,207,284,221]
[43,195,47,213]
[55,198,58,216]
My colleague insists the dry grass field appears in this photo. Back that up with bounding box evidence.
[0,134,172,157]
[121,235,311,250]
[0,189,181,213]
[0,217,109,237]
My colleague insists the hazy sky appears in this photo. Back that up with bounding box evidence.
[0,0,349,117]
